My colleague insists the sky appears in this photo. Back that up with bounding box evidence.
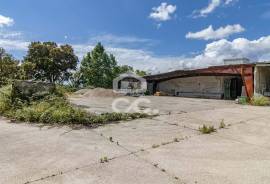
[1,0,270,73]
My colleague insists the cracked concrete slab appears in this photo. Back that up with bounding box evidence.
[93,117,197,152]
[1,96,270,184]
[216,116,270,149]
[155,106,270,131]
[35,154,178,184]
[138,134,270,184]
[0,121,128,184]
[69,96,238,114]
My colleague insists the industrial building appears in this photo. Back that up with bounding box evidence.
[145,59,270,100]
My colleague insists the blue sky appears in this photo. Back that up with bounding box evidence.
[1,0,270,72]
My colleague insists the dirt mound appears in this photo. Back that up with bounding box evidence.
[75,88,123,98]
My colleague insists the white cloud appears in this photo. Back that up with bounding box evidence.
[180,36,270,70]
[0,31,22,39]
[193,0,238,18]
[0,14,14,27]
[73,43,184,73]
[186,24,245,40]
[0,39,28,51]
[1,29,270,75]
[225,0,237,5]
[199,0,221,17]
[73,35,270,74]
[0,30,28,51]
[149,3,177,21]
[90,34,154,46]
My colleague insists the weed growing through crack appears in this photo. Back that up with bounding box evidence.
[219,119,226,129]
[100,156,109,163]
[152,144,160,149]
[161,142,170,146]
[199,125,216,134]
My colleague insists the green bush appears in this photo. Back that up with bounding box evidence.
[238,96,248,105]
[0,85,150,126]
[199,125,216,134]
[250,96,270,106]
[0,85,12,113]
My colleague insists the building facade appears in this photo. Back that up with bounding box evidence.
[145,62,270,100]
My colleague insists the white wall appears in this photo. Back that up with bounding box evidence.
[157,76,234,99]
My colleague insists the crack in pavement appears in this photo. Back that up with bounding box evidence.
[24,125,190,184]
[22,150,135,184]
[21,111,269,184]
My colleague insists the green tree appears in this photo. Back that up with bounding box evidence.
[80,43,118,88]
[0,48,20,86]
[23,42,78,83]
[116,65,134,74]
[19,62,36,80]
[69,71,83,89]
[135,69,148,77]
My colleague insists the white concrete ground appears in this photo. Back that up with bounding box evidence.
[1,96,270,184]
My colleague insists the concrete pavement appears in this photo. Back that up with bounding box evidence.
[1,96,270,184]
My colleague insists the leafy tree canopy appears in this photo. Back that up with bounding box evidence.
[23,42,78,83]
[80,43,118,88]
[80,43,149,88]
[0,48,20,86]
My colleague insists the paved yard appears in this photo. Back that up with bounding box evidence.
[1,96,270,184]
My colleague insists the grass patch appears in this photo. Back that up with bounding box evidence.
[199,125,216,134]
[0,85,151,126]
[250,96,270,106]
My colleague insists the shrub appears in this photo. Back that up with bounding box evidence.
[0,85,12,113]
[250,96,270,106]
[199,125,216,134]
[237,96,248,105]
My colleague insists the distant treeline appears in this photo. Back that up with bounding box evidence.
[0,42,147,88]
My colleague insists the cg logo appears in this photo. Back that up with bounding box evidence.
[112,97,159,115]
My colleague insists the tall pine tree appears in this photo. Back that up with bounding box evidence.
[80,43,118,88]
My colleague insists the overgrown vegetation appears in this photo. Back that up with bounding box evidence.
[237,96,248,105]
[0,85,150,126]
[199,125,216,134]
[250,96,270,106]
[0,48,21,86]
[0,43,148,89]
